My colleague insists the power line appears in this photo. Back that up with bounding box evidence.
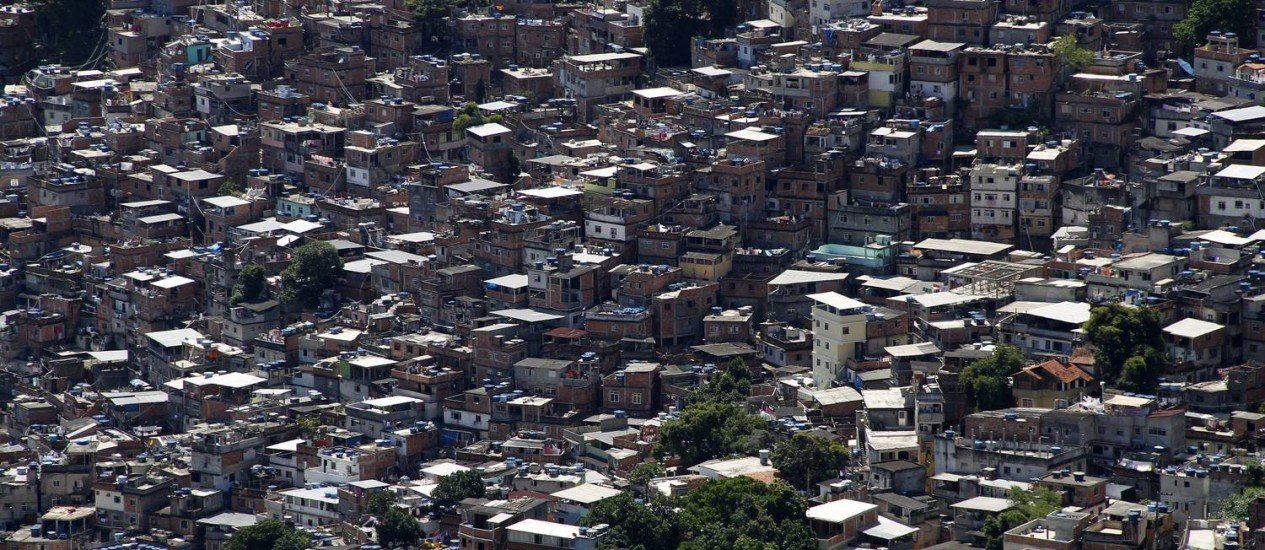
[330,67,361,106]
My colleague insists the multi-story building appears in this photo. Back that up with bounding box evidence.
[653,281,720,348]
[568,7,644,55]
[968,163,1021,242]
[552,52,642,121]
[925,0,996,44]
[283,46,369,106]
[1194,32,1255,97]
[827,190,912,245]
[471,203,552,278]
[808,291,869,387]
[1198,164,1265,229]
[851,33,917,108]
[908,40,964,113]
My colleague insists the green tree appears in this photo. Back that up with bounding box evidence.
[402,0,490,46]
[981,488,1063,550]
[219,180,245,197]
[453,102,483,133]
[367,490,398,516]
[1117,346,1168,393]
[376,507,425,548]
[430,469,486,510]
[960,345,1026,411]
[297,415,321,439]
[1174,0,1256,49]
[678,477,816,550]
[691,359,754,404]
[507,153,522,180]
[982,510,1031,550]
[224,519,312,550]
[34,0,105,65]
[1051,34,1093,72]
[452,102,505,134]
[403,0,449,21]
[1246,460,1265,487]
[274,534,311,550]
[654,401,767,466]
[583,493,682,550]
[1083,304,1168,391]
[1009,487,1062,518]
[627,462,666,489]
[279,241,344,308]
[231,264,268,305]
[643,0,739,66]
[770,433,847,491]
[1218,486,1265,520]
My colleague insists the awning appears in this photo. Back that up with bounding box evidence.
[863,516,919,540]
[1173,127,1209,137]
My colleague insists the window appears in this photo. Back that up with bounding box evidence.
[609,391,621,402]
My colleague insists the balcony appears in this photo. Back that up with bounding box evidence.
[459,522,498,542]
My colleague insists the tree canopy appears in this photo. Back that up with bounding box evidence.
[770,433,847,491]
[1051,34,1093,71]
[219,180,244,197]
[677,477,817,550]
[224,519,311,550]
[982,488,1063,550]
[402,0,489,46]
[231,264,268,305]
[583,493,682,550]
[430,469,487,510]
[1083,304,1168,393]
[643,0,739,66]
[367,490,398,516]
[585,477,816,550]
[1247,460,1265,487]
[960,344,1026,411]
[1174,0,1256,49]
[627,462,667,489]
[690,359,754,405]
[452,102,504,133]
[1008,486,1063,518]
[280,241,344,308]
[376,507,425,548]
[1219,486,1265,520]
[296,415,321,439]
[654,400,767,466]
[34,0,105,65]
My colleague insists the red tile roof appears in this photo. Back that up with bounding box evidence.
[1018,359,1094,384]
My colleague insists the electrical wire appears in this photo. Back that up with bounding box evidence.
[59,13,111,71]
[331,66,361,106]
